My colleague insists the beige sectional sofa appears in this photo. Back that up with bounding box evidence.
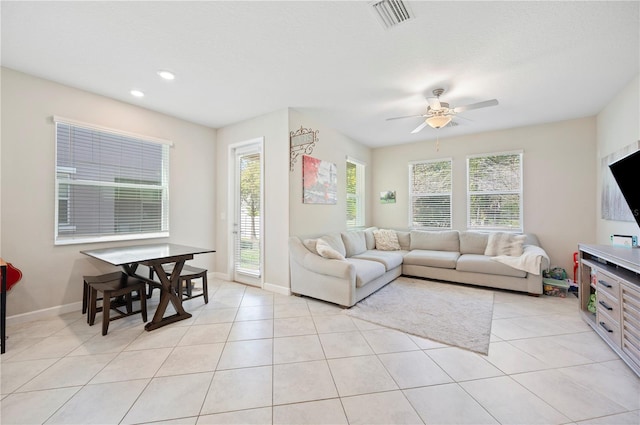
[288,228,550,307]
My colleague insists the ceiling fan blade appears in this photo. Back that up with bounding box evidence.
[453,114,473,122]
[453,99,498,113]
[410,122,428,134]
[386,114,427,121]
[427,97,442,110]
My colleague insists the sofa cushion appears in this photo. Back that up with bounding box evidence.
[403,250,460,269]
[396,231,411,250]
[524,233,540,247]
[410,230,460,252]
[352,250,405,271]
[319,233,346,257]
[456,254,527,278]
[373,229,401,251]
[484,232,526,257]
[346,258,386,288]
[341,231,367,257]
[459,231,489,255]
[364,227,378,250]
[316,239,345,260]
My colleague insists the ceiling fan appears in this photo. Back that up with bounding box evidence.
[387,88,499,134]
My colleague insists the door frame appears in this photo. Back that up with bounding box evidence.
[227,137,264,287]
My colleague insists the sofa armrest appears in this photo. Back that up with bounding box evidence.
[523,244,550,273]
[289,237,354,280]
[289,236,311,264]
[303,252,354,280]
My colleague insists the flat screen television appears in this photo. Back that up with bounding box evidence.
[609,148,640,229]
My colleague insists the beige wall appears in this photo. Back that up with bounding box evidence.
[4,65,633,316]
[596,74,640,244]
[215,109,290,292]
[371,117,598,274]
[288,109,372,236]
[1,68,217,317]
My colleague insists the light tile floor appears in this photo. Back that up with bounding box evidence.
[1,278,639,424]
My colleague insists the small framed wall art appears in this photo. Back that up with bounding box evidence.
[380,190,396,204]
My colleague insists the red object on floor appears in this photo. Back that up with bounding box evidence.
[0,262,22,292]
[573,251,579,283]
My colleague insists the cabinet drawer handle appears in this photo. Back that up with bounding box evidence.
[598,300,613,311]
[599,321,614,333]
[598,280,613,288]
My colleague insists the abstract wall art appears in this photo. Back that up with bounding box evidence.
[303,155,337,204]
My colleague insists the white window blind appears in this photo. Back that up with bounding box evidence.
[54,119,170,245]
[409,159,452,229]
[467,151,523,231]
[346,158,365,228]
[236,150,262,276]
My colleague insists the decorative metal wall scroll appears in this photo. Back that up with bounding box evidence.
[290,126,319,171]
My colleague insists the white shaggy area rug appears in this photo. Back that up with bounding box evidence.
[345,277,494,354]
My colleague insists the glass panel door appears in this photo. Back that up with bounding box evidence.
[233,143,262,286]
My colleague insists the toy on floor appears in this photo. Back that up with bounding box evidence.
[587,293,597,313]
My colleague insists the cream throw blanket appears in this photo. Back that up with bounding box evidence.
[490,245,549,275]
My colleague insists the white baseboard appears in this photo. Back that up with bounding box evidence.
[212,271,231,281]
[7,301,83,326]
[6,281,292,326]
[263,282,291,296]
[211,272,290,296]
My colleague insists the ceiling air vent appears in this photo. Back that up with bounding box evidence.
[371,0,413,29]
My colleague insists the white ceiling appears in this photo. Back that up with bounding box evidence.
[2,1,638,148]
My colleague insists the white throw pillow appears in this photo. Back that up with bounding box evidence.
[316,238,346,260]
[373,229,401,251]
[303,238,318,255]
[484,232,526,257]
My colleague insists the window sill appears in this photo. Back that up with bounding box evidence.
[55,231,169,246]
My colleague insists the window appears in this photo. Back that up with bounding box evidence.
[467,151,523,231]
[409,159,452,229]
[56,167,75,229]
[346,157,365,228]
[54,118,170,245]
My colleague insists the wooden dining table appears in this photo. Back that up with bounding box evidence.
[81,243,215,331]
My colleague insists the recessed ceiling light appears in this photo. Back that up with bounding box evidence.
[157,70,175,80]
[130,89,145,97]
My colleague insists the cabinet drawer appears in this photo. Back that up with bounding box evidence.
[597,289,621,324]
[596,309,622,348]
[596,270,620,298]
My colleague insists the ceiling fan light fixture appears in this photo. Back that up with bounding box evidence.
[426,115,452,129]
